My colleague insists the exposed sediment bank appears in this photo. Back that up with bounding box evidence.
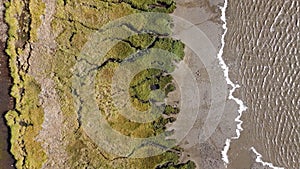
[173,0,242,169]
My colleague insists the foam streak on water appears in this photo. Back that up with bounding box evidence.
[250,147,284,169]
[217,0,248,166]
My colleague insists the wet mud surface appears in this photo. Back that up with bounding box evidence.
[224,1,300,168]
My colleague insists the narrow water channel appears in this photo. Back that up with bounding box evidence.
[0,10,16,168]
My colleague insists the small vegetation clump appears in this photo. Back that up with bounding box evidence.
[129,68,173,111]
[101,0,176,12]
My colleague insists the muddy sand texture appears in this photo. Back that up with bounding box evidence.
[172,0,240,169]
[224,0,300,169]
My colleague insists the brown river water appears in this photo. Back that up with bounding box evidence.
[0,37,15,169]
[0,1,15,168]
[224,0,299,168]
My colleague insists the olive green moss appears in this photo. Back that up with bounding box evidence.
[5,0,46,168]
[163,105,179,116]
[29,0,45,42]
[6,75,46,169]
[157,160,196,169]
[95,36,184,139]
[4,0,23,104]
[5,74,46,169]
[128,34,156,49]
[129,68,173,111]
[103,0,176,13]
[5,0,195,168]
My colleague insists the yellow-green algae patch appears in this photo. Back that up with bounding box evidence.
[5,75,46,169]
[5,0,46,168]
[5,0,196,168]
[28,0,45,42]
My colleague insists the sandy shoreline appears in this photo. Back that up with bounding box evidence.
[172,0,242,168]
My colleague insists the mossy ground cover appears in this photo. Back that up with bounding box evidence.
[5,0,196,168]
[4,0,46,168]
[95,36,184,139]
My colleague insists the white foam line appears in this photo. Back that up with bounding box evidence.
[217,0,248,167]
[250,147,284,169]
[221,139,231,164]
